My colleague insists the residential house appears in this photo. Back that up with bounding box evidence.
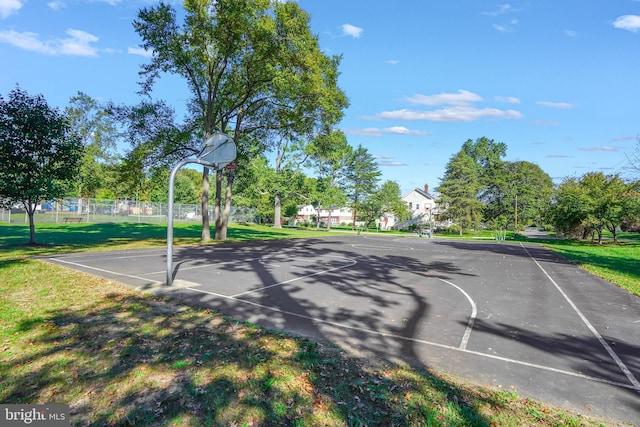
[296,204,355,226]
[396,184,440,230]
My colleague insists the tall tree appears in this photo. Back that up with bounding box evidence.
[484,160,553,229]
[359,180,410,230]
[134,0,347,241]
[437,149,483,235]
[549,172,640,243]
[114,100,196,201]
[344,144,381,229]
[462,136,507,200]
[65,92,119,199]
[307,130,351,230]
[0,86,82,244]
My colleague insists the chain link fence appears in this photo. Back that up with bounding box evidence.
[0,198,257,225]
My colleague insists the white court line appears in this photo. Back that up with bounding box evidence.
[520,243,640,391]
[49,258,162,285]
[230,256,357,298]
[351,243,414,251]
[438,278,477,350]
[138,257,262,277]
[358,257,477,350]
[182,286,637,391]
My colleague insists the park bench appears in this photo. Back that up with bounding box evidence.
[62,217,83,223]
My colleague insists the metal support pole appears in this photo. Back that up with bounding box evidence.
[167,158,192,286]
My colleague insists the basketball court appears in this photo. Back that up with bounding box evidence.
[45,235,640,424]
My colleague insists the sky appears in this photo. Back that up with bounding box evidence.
[1,0,640,195]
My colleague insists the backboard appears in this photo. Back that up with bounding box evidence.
[198,132,237,170]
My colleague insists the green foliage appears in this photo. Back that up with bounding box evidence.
[484,160,553,229]
[0,86,82,244]
[549,172,639,243]
[134,0,348,241]
[345,144,381,228]
[65,92,120,198]
[359,180,409,229]
[437,149,483,235]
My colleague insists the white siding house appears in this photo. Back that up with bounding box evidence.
[395,184,441,230]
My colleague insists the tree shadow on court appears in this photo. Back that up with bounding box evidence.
[160,237,509,424]
[434,239,574,265]
[466,318,640,407]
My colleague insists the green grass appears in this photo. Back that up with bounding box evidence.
[541,240,640,296]
[0,222,627,426]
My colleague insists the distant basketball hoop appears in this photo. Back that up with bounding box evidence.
[225,161,238,171]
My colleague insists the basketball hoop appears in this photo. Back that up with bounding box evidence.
[198,132,236,170]
[225,161,238,171]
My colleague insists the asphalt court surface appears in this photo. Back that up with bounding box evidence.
[46,235,640,424]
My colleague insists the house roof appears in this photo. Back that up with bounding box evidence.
[411,188,435,200]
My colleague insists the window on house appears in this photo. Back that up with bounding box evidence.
[416,204,420,210]
[409,202,412,209]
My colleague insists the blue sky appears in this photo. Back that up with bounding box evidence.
[1,0,639,195]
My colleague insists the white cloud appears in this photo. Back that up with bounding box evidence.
[90,0,121,5]
[128,46,153,58]
[493,19,518,33]
[536,101,577,109]
[0,28,99,56]
[404,90,483,106]
[341,23,363,38]
[0,0,23,19]
[369,89,522,123]
[377,160,407,167]
[344,126,430,136]
[564,30,578,37]
[579,146,618,152]
[386,59,399,65]
[482,3,515,17]
[613,15,640,32]
[374,106,522,122]
[384,126,430,136]
[494,95,521,104]
[47,1,66,11]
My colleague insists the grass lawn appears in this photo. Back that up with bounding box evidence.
[0,222,628,426]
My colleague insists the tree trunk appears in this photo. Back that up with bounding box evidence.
[201,167,211,242]
[326,208,332,231]
[215,172,233,240]
[315,205,321,229]
[214,171,223,239]
[27,207,36,245]
[273,191,282,228]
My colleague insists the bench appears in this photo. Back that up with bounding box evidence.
[63,217,83,223]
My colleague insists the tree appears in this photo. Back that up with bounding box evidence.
[484,161,553,230]
[271,134,310,228]
[307,130,351,230]
[549,172,640,243]
[344,144,381,229]
[462,136,507,191]
[134,0,347,241]
[0,86,82,244]
[359,180,410,230]
[65,92,120,199]
[437,149,483,235]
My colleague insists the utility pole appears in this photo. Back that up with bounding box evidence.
[514,194,518,235]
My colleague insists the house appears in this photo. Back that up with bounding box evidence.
[295,204,355,226]
[393,184,441,230]
[404,184,438,219]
